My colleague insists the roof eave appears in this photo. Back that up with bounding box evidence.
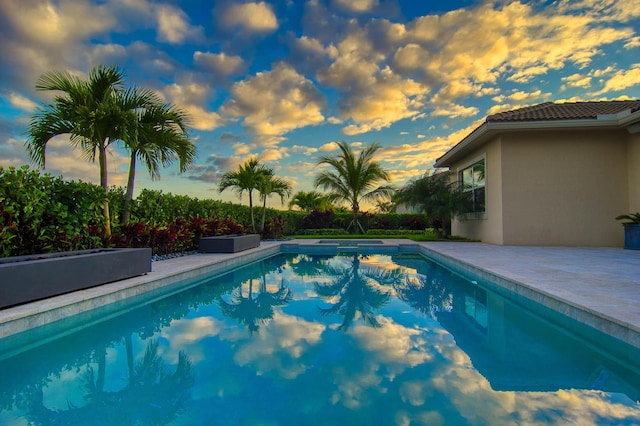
[434,110,640,168]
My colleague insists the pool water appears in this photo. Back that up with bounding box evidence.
[1,252,639,425]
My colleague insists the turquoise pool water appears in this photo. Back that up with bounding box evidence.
[1,252,639,425]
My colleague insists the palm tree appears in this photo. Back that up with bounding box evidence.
[257,173,291,232]
[219,158,270,232]
[26,65,154,237]
[395,171,472,237]
[288,190,332,212]
[121,101,195,225]
[314,141,395,233]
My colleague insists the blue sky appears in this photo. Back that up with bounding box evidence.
[1,0,639,208]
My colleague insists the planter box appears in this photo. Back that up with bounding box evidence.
[199,234,260,253]
[0,248,152,309]
[623,224,640,250]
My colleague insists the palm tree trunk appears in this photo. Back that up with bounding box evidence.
[248,190,256,233]
[99,141,111,238]
[122,152,137,225]
[125,334,135,388]
[96,347,106,392]
[260,195,267,232]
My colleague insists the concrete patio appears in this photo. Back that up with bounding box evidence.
[1,240,639,349]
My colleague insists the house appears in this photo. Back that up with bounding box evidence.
[434,100,640,246]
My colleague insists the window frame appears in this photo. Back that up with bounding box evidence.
[457,155,486,220]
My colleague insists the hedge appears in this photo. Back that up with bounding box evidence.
[1,166,436,257]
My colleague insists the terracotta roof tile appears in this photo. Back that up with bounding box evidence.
[487,100,640,123]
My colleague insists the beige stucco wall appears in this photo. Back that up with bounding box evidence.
[628,132,640,213]
[451,138,504,244]
[450,129,630,246]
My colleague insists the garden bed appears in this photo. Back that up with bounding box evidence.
[0,248,152,309]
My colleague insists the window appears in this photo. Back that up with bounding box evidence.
[459,159,485,214]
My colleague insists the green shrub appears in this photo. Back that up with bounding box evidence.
[366,229,426,235]
[0,166,105,256]
[297,228,348,236]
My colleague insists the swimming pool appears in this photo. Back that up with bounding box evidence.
[0,250,639,425]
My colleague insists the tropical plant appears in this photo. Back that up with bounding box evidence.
[26,64,155,237]
[314,141,395,233]
[395,171,472,237]
[257,173,291,232]
[219,158,270,233]
[121,101,195,225]
[288,191,332,212]
[615,213,640,224]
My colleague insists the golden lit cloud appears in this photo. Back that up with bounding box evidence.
[332,0,379,13]
[221,63,326,145]
[7,92,38,111]
[594,63,640,94]
[219,1,278,33]
[431,104,479,119]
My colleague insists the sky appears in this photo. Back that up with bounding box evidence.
[1,0,639,209]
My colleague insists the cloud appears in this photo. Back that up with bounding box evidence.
[6,92,38,112]
[487,103,518,115]
[430,104,479,119]
[594,63,640,94]
[229,312,325,380]
[187,154,242,183]
[232,143,251,155]
[217,1,278,33]
[319,141,339,152]
[291,145,319,156]
[220,62,325,146]
[562,73,593,89]
[163,81,224,131]
[332,0,379,14]
[324,64,429,135]
[156,4,204,44]
[506,65,549,84]
[259,147,288,162]
[389,1,634,103]
[193,51,245,78]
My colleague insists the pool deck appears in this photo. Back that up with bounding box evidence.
[1,240,639,348]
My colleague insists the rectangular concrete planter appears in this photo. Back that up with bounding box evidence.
[199,234,260,253]
[0,248,152,309]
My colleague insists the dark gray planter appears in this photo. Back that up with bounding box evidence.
[623,224,640,250]
[199,234,260,253]
[0,248,151,309]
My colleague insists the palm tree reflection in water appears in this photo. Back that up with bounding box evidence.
[21,339,194,425]
[314,253,405,330]
[219,268,293,335]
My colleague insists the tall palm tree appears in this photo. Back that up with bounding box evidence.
[257,173,291,232]
[288,190,332,212]
[315,141,395,233]
[26,65,154,237]
[219,158,270,232]
[121,101,195,225]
